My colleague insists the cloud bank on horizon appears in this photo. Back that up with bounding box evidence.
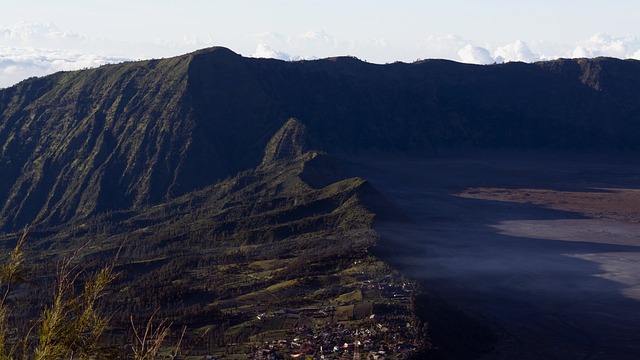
[251,31,640,65]
[1,21,640,88]
[0,22,214,88]
[0,22,125,88]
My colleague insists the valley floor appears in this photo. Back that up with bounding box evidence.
[343,152,640,359]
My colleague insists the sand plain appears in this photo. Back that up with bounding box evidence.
[343,153,640,359]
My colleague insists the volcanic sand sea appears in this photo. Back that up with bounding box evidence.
[343,152,640,359]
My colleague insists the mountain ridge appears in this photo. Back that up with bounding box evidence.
[1,47,640,231]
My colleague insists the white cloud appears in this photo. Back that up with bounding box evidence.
[418,36,576,64]
[251,44,292,61]
[572,33,640,59]
[494,40,540,63]
[418,34,472,60]
[0,46,128,88]
[524,40,572,61]
[251,31,640,67]
[179,35,215,49]
[0,21,224,88]
[292,29,351,57]
[418,35,541,64]
[0,21,86,48]
[0,21,215,58]
[249,29,372,62]
[457,45,494,65]
[0,22,132,88]
[299,29,334,42]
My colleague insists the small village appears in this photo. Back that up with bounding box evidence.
[246,280,419,359]
[251,317,417,359]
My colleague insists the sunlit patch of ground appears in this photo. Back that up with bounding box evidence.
[458,187,640,223]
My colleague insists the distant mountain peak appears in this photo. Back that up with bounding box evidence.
[189,46,242,63]
[191,46,240,56]
[261,118,309,165]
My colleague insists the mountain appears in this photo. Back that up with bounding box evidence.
[1,47,639,231]
[1,47,640,357]
[8,118,434,358]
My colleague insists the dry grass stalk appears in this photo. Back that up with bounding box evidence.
[0,221,120,359]
[130,309,183,360]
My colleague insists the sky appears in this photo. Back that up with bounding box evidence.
[0,0,639,88]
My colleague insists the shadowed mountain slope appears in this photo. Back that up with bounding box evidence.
[1,47,639,231]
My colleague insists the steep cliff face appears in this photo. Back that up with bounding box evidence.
[0,55,196,228]
[0,47,639,231]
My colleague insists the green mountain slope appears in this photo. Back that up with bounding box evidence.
[6,119,430,357]
[0,55,193,229]
[1,48,640,231]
